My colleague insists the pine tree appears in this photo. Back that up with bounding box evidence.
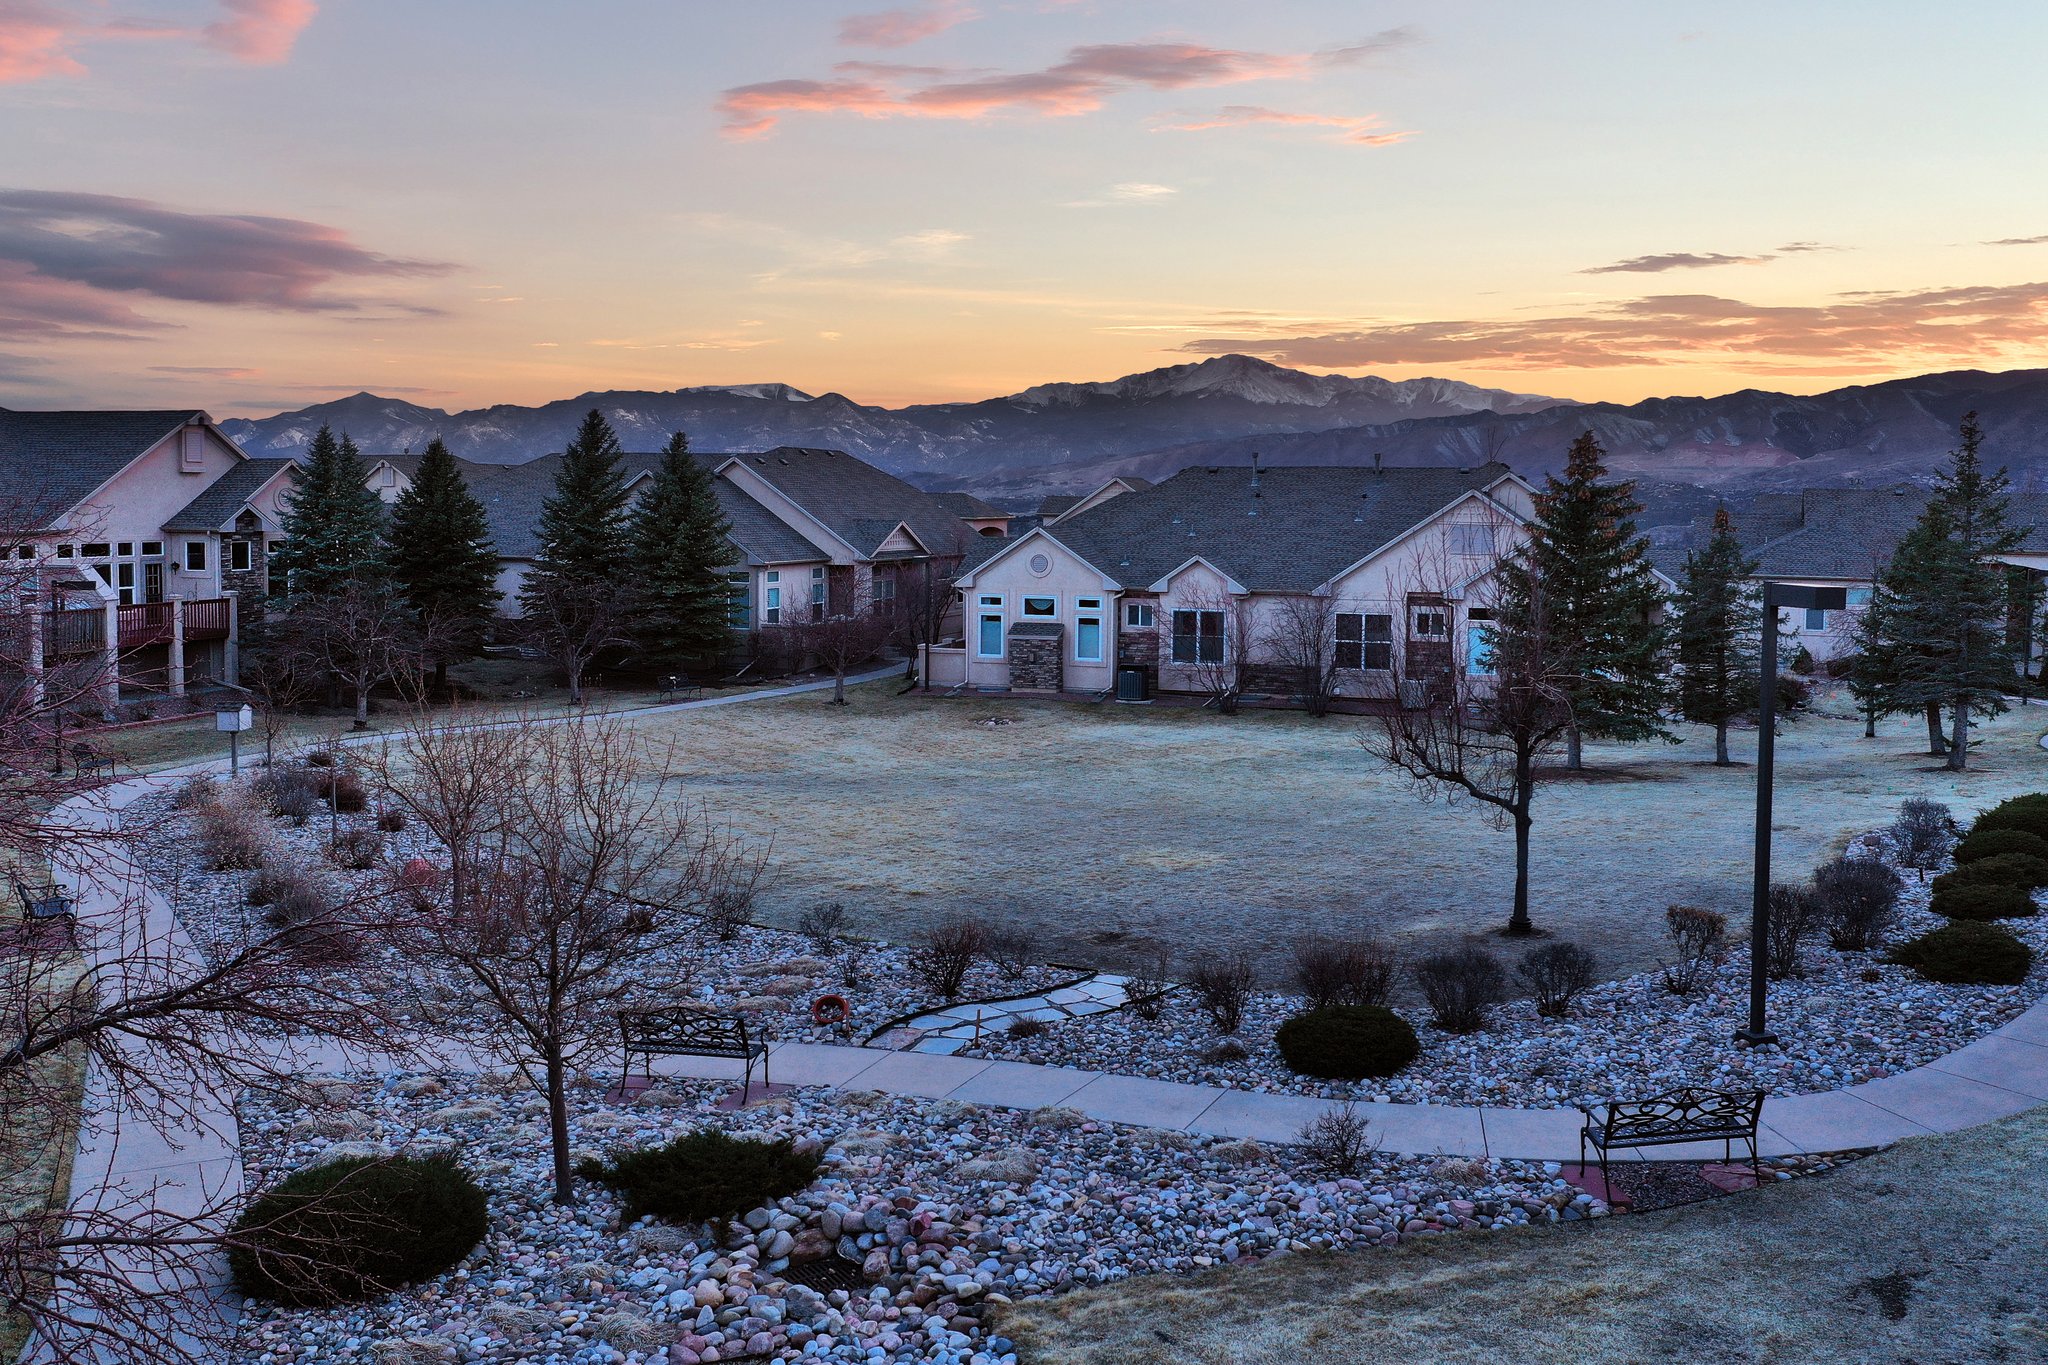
[1671,507,1762,765]
[519,410,634,703]
[1844,573,1899,739]
[272,425,385,599]
[627,431,735,670]
[388,437,500,688]
[1513,432,1670,768]
[1880,412,2024,770]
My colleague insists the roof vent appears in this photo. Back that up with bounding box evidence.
[1373,452,1384,475]
[1251,451,1262,498]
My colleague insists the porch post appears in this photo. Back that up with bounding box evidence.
[24,602,44,711]
[99,598,119,711]
[168,598,187,698]
[224,593,241,687]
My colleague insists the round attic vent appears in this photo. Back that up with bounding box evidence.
[1028,552,1053,577]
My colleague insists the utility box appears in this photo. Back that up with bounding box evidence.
[1116,665,1150,702]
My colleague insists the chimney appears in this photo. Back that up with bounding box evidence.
[1251,451,1262,498]
[1373,452,1384,476]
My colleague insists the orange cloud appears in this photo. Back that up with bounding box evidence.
[0,0,316,84]
[719,40,1320,138]
[1157,104,1414,146]
[1176,282,2048,371]
[837,0,972,49]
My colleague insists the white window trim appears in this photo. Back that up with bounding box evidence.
[1125,602,1154,628]
[1021,593,1059,620]
[976,611,1006,659]
[1075,613,1104,663]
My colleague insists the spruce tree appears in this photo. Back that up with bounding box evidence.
[388,437,501,688]
[523,409,632,598]
[1880,412,2023,770]
[1844,575,1898,739]
[1517,432,1670,768]
[627,431,735,670]
[1671,507,1762,765]
[272,425,385,599]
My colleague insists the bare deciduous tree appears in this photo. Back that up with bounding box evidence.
[783,606,893,705]
[518,576,631,707]
[1265,594,1341,716]
[1177,589,1257,712]
[302,582,425,729]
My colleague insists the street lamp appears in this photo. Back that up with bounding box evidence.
[1737,581,1849,1047]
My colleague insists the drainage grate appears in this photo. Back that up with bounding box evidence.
[779,1255,867,1294]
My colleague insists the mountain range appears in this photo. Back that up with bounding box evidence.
[218,356,2048,527]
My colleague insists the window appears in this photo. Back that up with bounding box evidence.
[229,540,252,572]
[56,544,73,559]
[1449,524,1494,558]
[1468,624,1497,677]
[1410,605,1448,640]
[1076,615,1103,662]
[1335,613,1363,669]
[141,541,163,557]
[873,576,897,608]
[978,612,1005,657]
[810,567,826,620]
[115,541,133,557]
[1846,586,1874,607]
[765,569,780,582]
[81,542,109,558]
[1804,607,1827,631]
[978,593,1003,609]
[183,541,208,572]
[1126,602,1154,628]
[726,571,751,629]
[1023,595,1057,618]
[1363,614,1393,670]
[1171,609,1225,664]
[12,547,29,561]
[764,585,782,624]
[116,562,135,606]
[1077,596,1102,611]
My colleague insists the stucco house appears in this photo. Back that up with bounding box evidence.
[0,408,294,705]
[927,462,1539,699]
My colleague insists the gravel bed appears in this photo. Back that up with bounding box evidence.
[230,1070,1683,1364]
[967,835,2048,1109]
[127,780,1069,1047]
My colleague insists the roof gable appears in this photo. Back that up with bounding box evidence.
[0,408,221,529]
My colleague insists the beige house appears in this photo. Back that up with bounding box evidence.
[928,463,1539,699]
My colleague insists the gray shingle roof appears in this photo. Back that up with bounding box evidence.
[164,457,296,531]
[1661,487,2048,581]
[1035,463,1518,592]
[723,447,973,558]
[0,408,208,527]
[931,490,1008,521]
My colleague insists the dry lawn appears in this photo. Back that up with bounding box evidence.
[628,683,2048,980]
[998,1104,2048,1364]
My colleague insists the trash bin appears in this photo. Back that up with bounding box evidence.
[1115,665,1150,701]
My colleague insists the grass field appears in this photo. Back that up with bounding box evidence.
[997,1104,2048,1364]
[627,682,2048,981]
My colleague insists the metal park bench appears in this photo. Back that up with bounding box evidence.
[69,745,114,780]
[657,673,705,703]
[12,876,73,921]
[1578,1085,1764,1184]
[619,1008,769,1100]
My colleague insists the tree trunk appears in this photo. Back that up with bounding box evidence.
[1863,702,1876,739]
[546,1035,575,1205]
[1507,756,1535,935]
[567,663,585,706]
[433,656,450,696]
[1565,725,1583,771]
[353,685,370,729]
[1923,701,1947,755]
[1714,719,1730,766]
[1947,700,1969,772]
[832,667,847,704]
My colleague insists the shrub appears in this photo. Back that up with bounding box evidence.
[1295,1101,1378,1178]
[1199,1039,1248,1064]
[1659,905,1727,995]
[251,768,318,823]
[984,926,1035,981]
[226,1153,487,1307]
[910,915,988,998]
[329,828,386,871]
[245,859,305,908]
[1952,827,2048,866]
[314,769,367,813]
[698,884,754,941]
[200,798,271,871]
[1765,883,1822,980]
[1789,644,1816,675]
[1187,951,1257,1035]
[1814,857,1900,951]
[1275,1005,1420,1079]
[576,1129,820,1224]
[304,749,335,768]
[797,901,849,953]
[1968,793,2048,843]
[1890,798,1956,879]
[1291,936,1396,1011]
[1412,947,1506,1033]
[376,809,407,833]
[1514,942,1596,1018]
[175,775,218,810]
[1933,853,2048,893]
[1006,1017,1047,1039]
[1124,945,1172,1022]
[1888,921,2035,985]
[1930,882,2037,922]
[267,868,336,930]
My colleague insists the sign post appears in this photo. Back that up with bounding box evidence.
[216,703,254,777]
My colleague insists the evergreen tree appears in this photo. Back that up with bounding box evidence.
[272,425,385,599]
[627,431,735,670]
[1671,507,1762,765]
[1844,572,1899,739]
[388,437,501,688]
[1879,412,2023,770]
[1512,432,1670,768]
[523,409,632,597]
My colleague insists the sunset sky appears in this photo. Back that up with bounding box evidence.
[3,0,2046,414]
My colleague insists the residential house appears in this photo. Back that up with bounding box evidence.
[0,408,295,706]
[929,462,1539,698]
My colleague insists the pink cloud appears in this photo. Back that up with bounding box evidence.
[0,0,316,84]
[720,40,1316,138]
[837,0,972,49]
[1158,104,1414,146]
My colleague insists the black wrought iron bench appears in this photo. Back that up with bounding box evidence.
[69,744,114,780]
[657,673,705,703]
[1577,1085,1764,1184]
[619,1008,768,1100]
[12,876,73,921]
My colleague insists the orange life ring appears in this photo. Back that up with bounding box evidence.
[812,994,851,1027]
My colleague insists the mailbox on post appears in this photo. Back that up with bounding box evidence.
[217,704,254,775]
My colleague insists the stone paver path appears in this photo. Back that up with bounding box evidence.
[890,973,1134,1054]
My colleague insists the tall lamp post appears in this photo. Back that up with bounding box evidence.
[1737,581,1849,1047]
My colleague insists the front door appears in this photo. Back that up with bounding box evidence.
[143,562,165,604]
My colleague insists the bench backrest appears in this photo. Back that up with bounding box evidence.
[1598,1086,1763,1141]
[620,1008,752,1056]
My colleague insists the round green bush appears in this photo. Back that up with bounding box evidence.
[1275,1004,1421,1080]
[1968,794,2048,843]
[576,1129,820,1224]
[1933,852,2048,894]
[227,1153,488,1307]
[1952,827,2048,866]
[1888,921,2035,985]
[1930,881,2038,921]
